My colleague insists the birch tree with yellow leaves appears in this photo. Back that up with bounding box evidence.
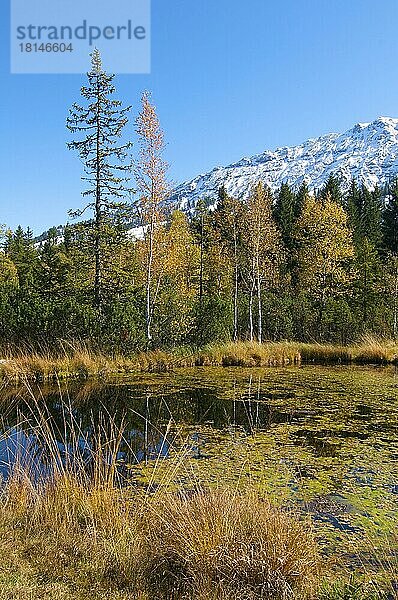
[294,193,354,337]
[242,182,283,343]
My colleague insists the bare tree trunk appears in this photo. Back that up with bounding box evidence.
[249,278,255,342]
[144,395,149,465]
[257,277,262,343]
[233,379,236,426]
[317,271,327,341]
[363,263,368,326]
[256,258,262,344]
[94,78,102,310]
[199,212,204,301]
[94,199,102,309]
[394,260,398,340]
[198,213,205,346]
[146,206,155,345]
[233,231,238,341]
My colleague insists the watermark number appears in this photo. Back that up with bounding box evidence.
[19,43,74,53]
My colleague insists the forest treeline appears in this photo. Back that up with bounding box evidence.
[2,51,398,352]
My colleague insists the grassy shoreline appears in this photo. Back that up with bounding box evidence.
[0,480,321,600]
[2,476,395,600]
[0,338,397,381]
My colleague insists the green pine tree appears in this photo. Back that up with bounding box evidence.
[317,174,342,205]
[274,182,298,252]
[382,177,398,254]
[67,49,133,310]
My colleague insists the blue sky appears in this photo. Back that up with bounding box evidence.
[1,0,398,233]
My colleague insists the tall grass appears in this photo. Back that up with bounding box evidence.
[0,392,321,600]
[196,337,398,367]
[351,334,398,364]
[141,489,320,599]
[195,341,302,367]
[2,482,320,599]
[0,337,397,381]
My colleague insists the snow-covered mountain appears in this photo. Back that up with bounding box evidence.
[34,116,398,243]
[171,116,398,210]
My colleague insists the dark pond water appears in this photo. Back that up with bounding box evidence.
[0,365,397,561]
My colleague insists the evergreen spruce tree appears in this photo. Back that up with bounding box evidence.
[67,49,133,311]
[274,182,297,252]
[213,187,242,341]
[363,185,383,249]
[5,226,43,343]
[295,182,309,218]
[38,227,71,298]
[381,177,398,338]
[191,198,210,304]
[382,177,398,254]
[345,179,362,243]
[5,226,38,290]
[318,174,342,205]
[346,181,383,249]
[190,199,232,345]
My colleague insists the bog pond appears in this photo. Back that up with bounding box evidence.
[0,364,397,570]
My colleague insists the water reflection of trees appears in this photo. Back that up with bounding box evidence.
[0,373,298,478]
[0,367,397,505]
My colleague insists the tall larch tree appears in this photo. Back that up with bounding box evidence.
[134,91,169,345]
